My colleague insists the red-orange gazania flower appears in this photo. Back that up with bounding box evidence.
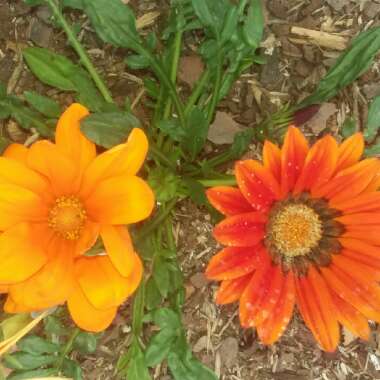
[206,126,380,352]
[0,103,154,332]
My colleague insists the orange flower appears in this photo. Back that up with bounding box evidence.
[206,126,380,351]
[0,103,154,332]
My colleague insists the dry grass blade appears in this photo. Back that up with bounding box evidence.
[0,309,50,356]
[136,11,160,30]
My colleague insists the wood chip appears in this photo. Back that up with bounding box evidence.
[290,26,349,50]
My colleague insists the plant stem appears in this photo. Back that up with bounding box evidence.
[164,31,183,119]
[137,198,177,242]
[46,0,114,103]
[149,144,177,170]
[56,328,80,370]
[206,48,223,124]
[198,177,237,187]
[184,69,210,116]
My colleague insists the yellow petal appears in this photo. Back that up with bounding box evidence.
[75,254,142,310]
[9,237,75,310]
[80,128,148,197]
[73,221,100,256]
[0,223,47,284]
[101,225,136,277]
[55,103,96,177]
[67,281,117,332]
[3,143,28,163]
[0,184,48,230]
[27,140,79,196]
[85,175,155,225]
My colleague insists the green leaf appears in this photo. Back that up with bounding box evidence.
[153,258,170,298]
[3,352,56,371]
[182,107,209,160]
[145,277,163,311]
[364,95,380,142]
[168,350,217,380]
[62,0,85,9]
[365,139,380,156]
[6,368,58,380]
[73,332,97,354]
[145,328,176,367]
[341,117,357,138]
[126,55,151,70]
[80,112,140,148]
[125,341,152,380]
[17,335,60,355]
[182,178,208,206]
[24,91,61,118]
[132,284,145,335]
[0,82,6,99]
[62,359,83,380]
[243,0,264,48]
[299,27,380,107]
[157,119,185,141]
[230,127,254,158]
[153,308,181,330]
[148,167,180,203]
[44,315,66,336]
[82,0,140,49]
[191,0,215,27]
[221,6,239,44]
[23,47,77,91]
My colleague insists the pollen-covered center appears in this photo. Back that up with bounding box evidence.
[268,204,322,258]
[48,196,87,240]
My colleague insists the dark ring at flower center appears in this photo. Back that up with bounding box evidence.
[264,193,345,276]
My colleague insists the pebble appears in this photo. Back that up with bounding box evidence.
[219,337,239,368]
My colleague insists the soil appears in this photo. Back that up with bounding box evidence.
[1,0,380,379]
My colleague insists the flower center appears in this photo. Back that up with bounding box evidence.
[48,196,87,240]
[268,204,322,258]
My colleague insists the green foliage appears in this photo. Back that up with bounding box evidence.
[23,48,105,111]
[299,27,380,108]
[23,91,61,118]
[148,167,181,203]
[341,117,357,138]
[73,332,98,354]
[364,95,380,143]
[80,111,141,148]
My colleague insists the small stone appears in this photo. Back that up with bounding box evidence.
[280,38,303,58]
[363,2,380,19]
[303,45,316,63]
[219,337,239,368]
[267,0,288,19]
[193,336,208,353]
[36,5,53,23]
[190,273,208,289]
[28,18,53,47]
[294,60,312,77]
[363,82,380,99]
[326,0,349,12]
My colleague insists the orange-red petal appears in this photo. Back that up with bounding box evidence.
[280,126,309,197]
[335,133,364,173]
[206,186,252,216]
[294,135,338,195]
[235,160,281,212]
[256,271,295,345]
[216,274,251,304]
[332,192,380,214]
[295,269,339,352]
[206,246,263,280]
[213,212,266,247]
[313,158,380,203]
[263,140,281,181]
[331,293,369,341]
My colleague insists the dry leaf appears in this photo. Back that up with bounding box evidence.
[305,102,338,134]
[208,112,244,145]
[178,55,204,87]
